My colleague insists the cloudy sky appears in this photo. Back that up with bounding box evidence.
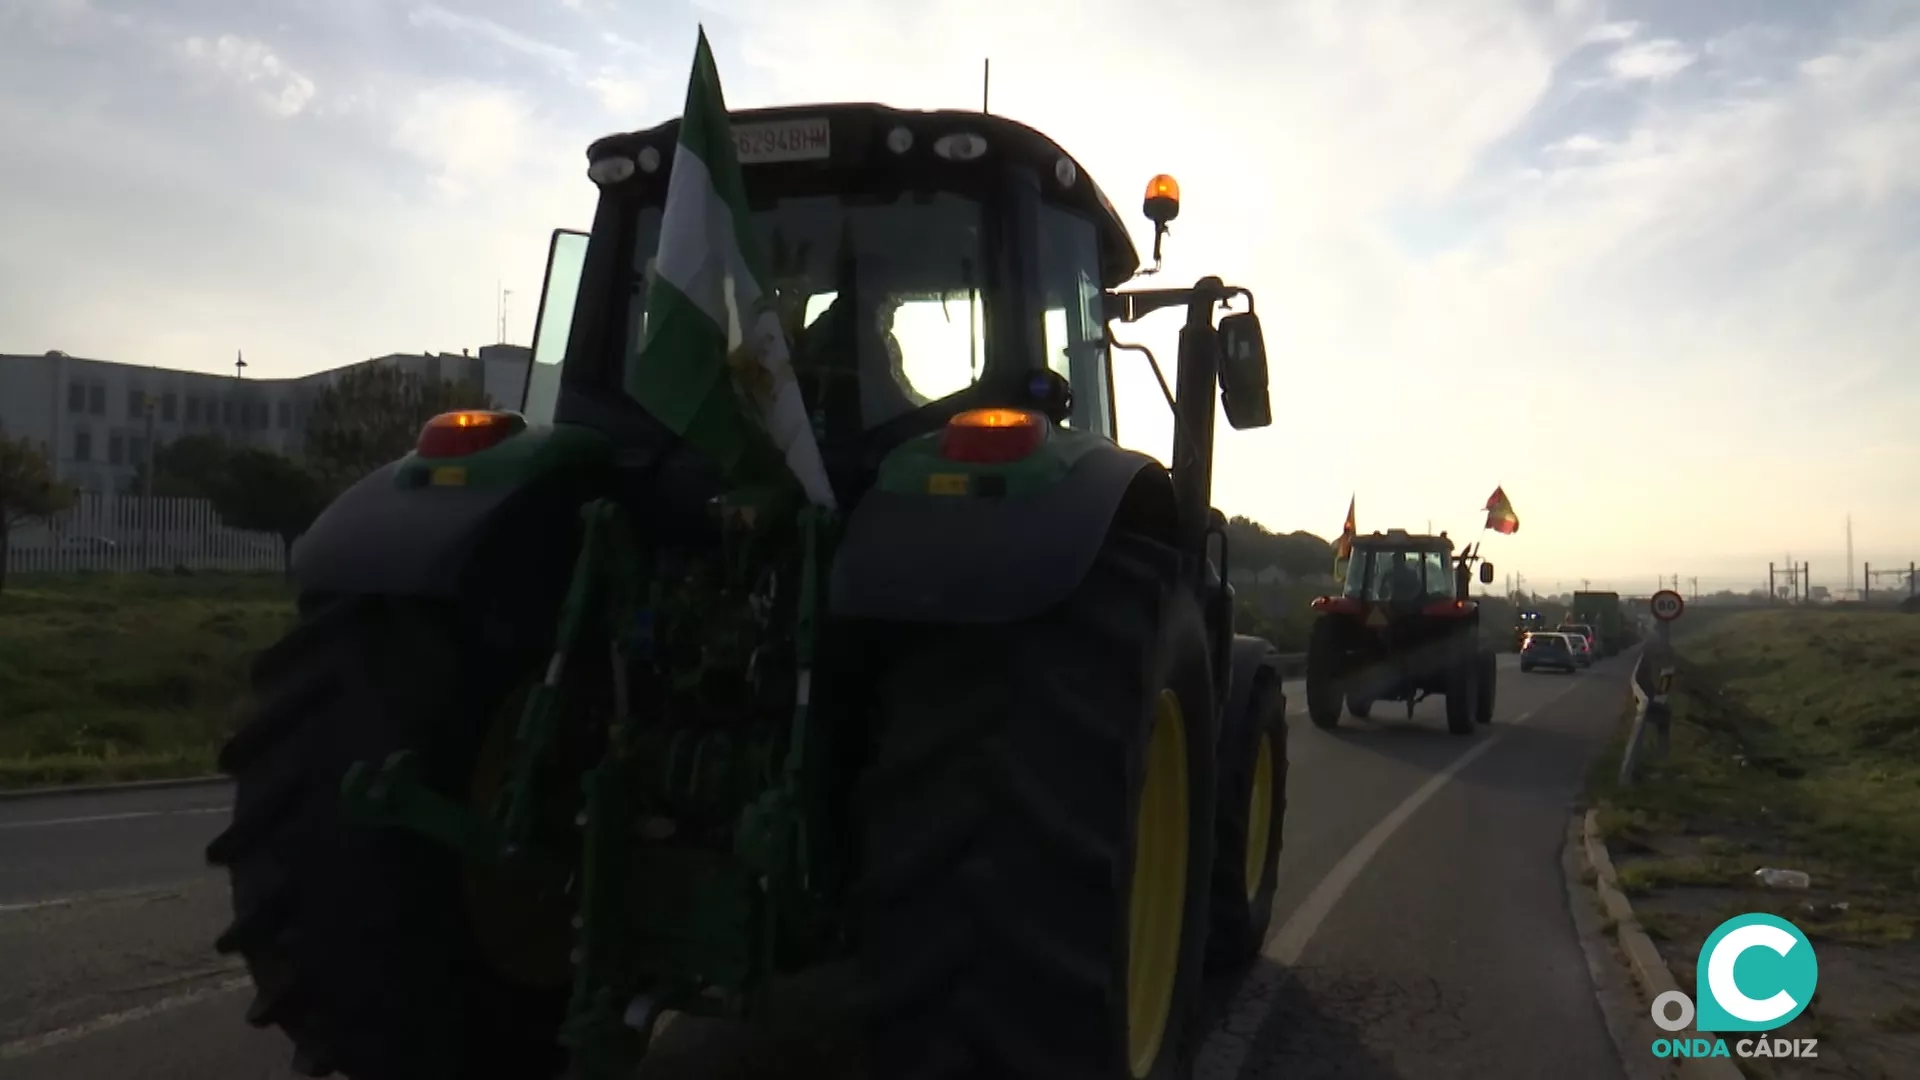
[2,0,1915,593]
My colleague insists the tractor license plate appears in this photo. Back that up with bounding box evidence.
[733,118,830,164]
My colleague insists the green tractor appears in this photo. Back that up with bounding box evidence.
[1303,530,1498,735]
[206,102,1292,1080]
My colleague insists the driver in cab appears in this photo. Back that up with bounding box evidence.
[1382,552,1425,604]
[791,286,927,431]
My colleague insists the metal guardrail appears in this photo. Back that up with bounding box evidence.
[1619,647,1676,786]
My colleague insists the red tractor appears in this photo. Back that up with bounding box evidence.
[1305,530,1498,735]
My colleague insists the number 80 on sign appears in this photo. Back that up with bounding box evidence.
[1650,589,1685,622]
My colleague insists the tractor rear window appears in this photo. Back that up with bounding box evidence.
[626,191,994,438]
[1341,549,1453,601]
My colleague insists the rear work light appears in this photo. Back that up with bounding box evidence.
[938,408,1048,464]
[416,410,528,459]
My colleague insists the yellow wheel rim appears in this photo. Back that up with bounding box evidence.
[1243,733,1275,903]
[1126,689,1191,1078]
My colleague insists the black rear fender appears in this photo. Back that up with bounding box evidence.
[827,444,1177,625]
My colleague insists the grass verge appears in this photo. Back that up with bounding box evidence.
[1587,608,1920,1077]
[0,571,293,790]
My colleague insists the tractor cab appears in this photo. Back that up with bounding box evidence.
[1330,530,1493,609]
[523,104,1165,469]
[1338,531,1461,607]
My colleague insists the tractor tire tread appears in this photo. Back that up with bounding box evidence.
[206,596,566,1080]
[1206,673,1287,971]
[1304,619,1344,730]
[856,532,1215,1080]
[1444,649,1476,736]
[1475,650,1497,724]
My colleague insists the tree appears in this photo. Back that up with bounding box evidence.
[0,435,76,595]
[204,448,329,577]
[1211,519,1339,653]
[304,364,492,490]
[1224,515,1336,578]
[126,433,236,498]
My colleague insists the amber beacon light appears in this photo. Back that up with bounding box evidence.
[1143,174,1181,222]
[415,410,528,458]
[938,408,1048,464]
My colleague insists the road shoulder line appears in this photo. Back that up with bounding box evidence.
[1579,808,1742,1080]
[0,776,228,803]
[0,974,251,1061]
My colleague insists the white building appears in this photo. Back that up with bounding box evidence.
[0,345,531,495]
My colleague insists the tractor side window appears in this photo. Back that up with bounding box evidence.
[1422,552,1451,595]
[1341,552,1369,599]
[1039,204,1113,437]
[523,229,591,424]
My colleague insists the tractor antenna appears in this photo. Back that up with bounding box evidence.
[982,58,991,114]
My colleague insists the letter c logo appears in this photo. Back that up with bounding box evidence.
[1694,914,1818,1032]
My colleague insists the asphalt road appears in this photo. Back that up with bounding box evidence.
[0,656,1635,1080]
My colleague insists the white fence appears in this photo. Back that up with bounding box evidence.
[6,492,283,574]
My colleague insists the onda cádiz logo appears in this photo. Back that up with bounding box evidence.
[1649,913,1820,1062]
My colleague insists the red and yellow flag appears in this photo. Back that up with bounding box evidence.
[1332,495,1356,581]
[1485,486,1519,535]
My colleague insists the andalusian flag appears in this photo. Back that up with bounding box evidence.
[1331,495,1356,582]
[1485,486,1519,535]
[627,29,836,508]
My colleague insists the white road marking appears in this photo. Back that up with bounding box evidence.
[1263,700,1564,965]
[0,885,196,917]
[0,970,682,1061]
[0,975,252,1060]
[1198,676,1586,1078]
[0,897,76,914]
[0,806,229,831]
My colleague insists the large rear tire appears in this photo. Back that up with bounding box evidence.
[1475,650,1497,725]
[205,598,569,1080]
[1304,618,1344,730]
[1443,650,1478,736]
[856,533,1217,1080]
[1206,672,1287,972]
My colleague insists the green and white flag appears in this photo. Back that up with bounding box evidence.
[626,28,835,509]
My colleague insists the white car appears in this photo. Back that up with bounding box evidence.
[1558,625,1595,667]
[1519,632,1580,673]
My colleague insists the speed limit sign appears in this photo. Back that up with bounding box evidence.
[1650,589,1685,622]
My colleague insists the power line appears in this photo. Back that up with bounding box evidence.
[1863,561,1918,600]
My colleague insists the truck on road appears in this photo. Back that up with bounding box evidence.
[1569,590,1624,657]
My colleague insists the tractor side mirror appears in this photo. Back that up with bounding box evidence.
[1217,311,1271,430]
[1479,561,1495,585]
